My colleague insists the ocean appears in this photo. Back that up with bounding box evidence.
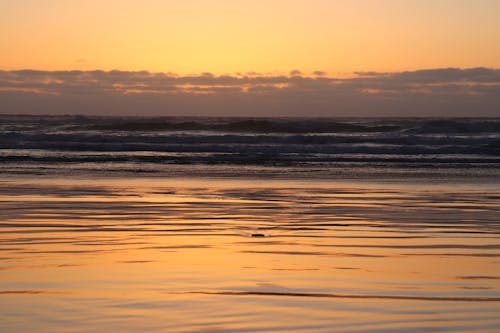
[1,115,499,178]
[1,116,500,332]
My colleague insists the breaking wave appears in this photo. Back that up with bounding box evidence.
[1,115,499,176]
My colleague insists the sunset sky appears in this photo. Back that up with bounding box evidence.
[1,0,499,116]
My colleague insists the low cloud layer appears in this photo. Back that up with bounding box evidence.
[1,68,499,116]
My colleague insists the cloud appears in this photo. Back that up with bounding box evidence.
[0,68,499,116]
[313,71,327,77]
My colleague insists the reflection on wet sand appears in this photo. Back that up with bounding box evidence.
[1,177,499,332]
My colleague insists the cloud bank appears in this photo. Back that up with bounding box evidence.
[1,68,499,116]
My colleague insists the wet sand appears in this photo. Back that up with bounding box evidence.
[1,176,499,332]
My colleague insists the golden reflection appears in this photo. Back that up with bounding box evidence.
[1,177,500,332]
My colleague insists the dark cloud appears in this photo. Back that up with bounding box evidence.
[0,68,499,116]
[313,71,327,76]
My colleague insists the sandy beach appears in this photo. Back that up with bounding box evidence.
[1,176,499,332]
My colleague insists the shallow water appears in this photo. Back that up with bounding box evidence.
[1,176,499,332]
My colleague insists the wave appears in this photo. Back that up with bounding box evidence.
[2,115,500,134]
[85,119,402,133]
[1,115,499,175]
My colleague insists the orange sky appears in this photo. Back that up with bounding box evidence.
[1,0,500,74]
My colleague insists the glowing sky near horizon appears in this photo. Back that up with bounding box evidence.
[1,0,500,74]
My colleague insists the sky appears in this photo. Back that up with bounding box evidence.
[1,0,499,116]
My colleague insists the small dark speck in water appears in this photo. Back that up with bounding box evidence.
[251,233,266,238]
